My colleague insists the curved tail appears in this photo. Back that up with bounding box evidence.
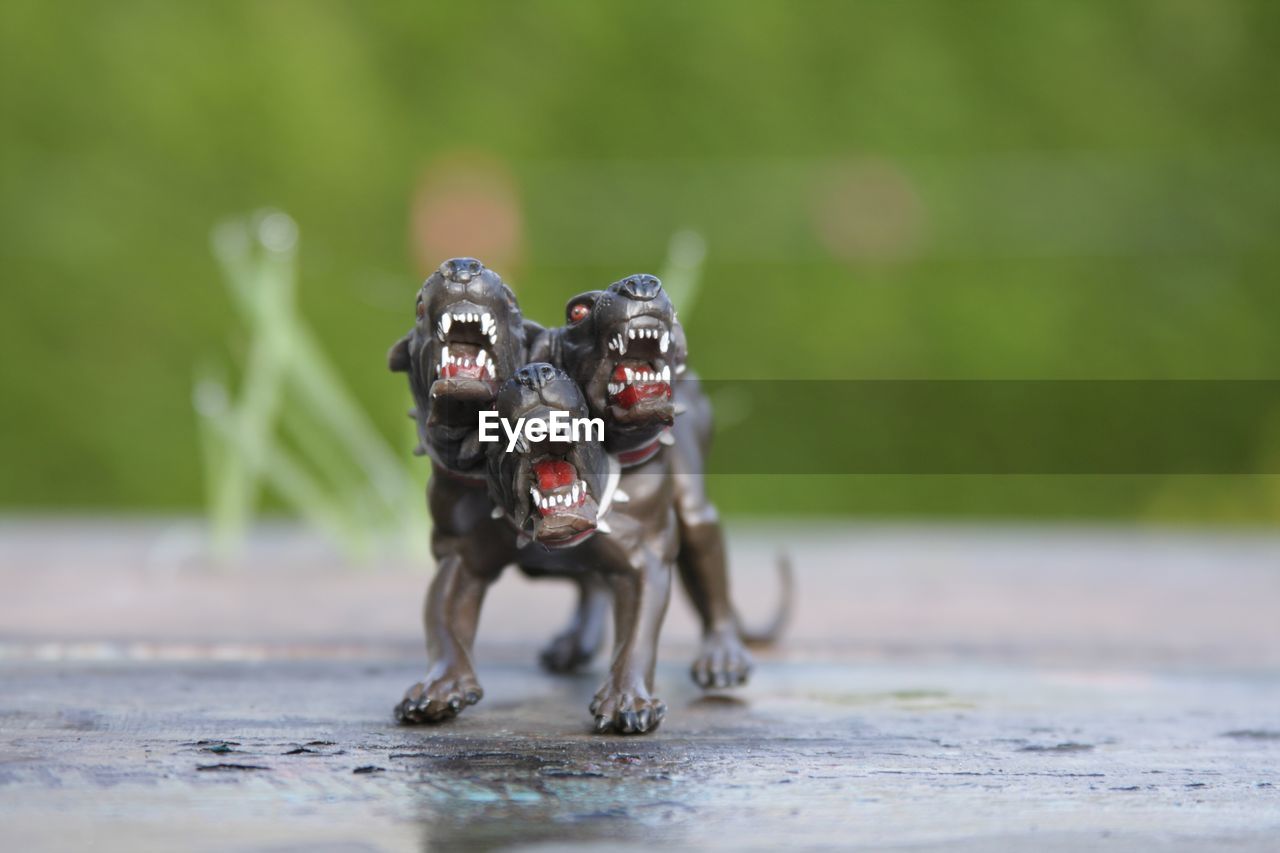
[735,553,794,648]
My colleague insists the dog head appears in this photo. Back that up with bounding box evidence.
[556,274,683,456]
[486,363,608,549]
[389,258,527,473]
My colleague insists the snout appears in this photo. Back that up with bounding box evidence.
[526,457,599,548]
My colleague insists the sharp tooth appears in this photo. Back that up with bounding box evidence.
[628,328,636,339]
[677,364,686,375]
[659,430,675,446]
[491,505,504,519]
[662,365,671,381]
[476,350,488,367]
[571,484,579,503]
[613,489,630,503]
[660,331,669,352]
[482,312,492,330]
[596,519,612,535]
[442,344,450,362]
[440,314,452,335]
[624,367,634,383]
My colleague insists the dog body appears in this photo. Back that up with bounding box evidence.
[389,260,677,733]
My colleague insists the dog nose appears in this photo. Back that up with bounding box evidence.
[615,274,662,300]
[439,257,485,284]
[513,362,565,388]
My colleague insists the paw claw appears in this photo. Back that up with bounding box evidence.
[691,634,754,691]
[590,683,665,735]
[395,673,483,725]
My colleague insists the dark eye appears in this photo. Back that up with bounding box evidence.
[569,303,590,323]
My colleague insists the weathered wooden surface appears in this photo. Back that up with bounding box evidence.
[1,520,1278,851]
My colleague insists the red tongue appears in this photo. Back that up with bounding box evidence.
[611,365,671,409]
[532,459,575,491]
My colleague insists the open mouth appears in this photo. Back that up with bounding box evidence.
[433,307,499,382]
[604,320,673,411]
[526,457,597,547]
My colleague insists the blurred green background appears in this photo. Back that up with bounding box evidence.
[3,0,1280,524]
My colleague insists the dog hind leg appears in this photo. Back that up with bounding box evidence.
[540,573,611,673]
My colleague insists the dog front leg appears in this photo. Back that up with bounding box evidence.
[396,550,498,724]
[590,549,672,734]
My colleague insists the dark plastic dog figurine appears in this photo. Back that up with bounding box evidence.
[388,259,786,734]
[388,260,676,732]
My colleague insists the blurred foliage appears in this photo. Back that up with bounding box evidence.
[197,210,426,559]
[2,0,1279,521]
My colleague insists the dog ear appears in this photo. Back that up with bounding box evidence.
[565,290,602,325]
[388,333,411,373]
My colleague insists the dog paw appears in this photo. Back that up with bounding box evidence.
[395,671,483,725]
[690,631,754,690]
[539,629,599,674]
[590,684,666,735]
